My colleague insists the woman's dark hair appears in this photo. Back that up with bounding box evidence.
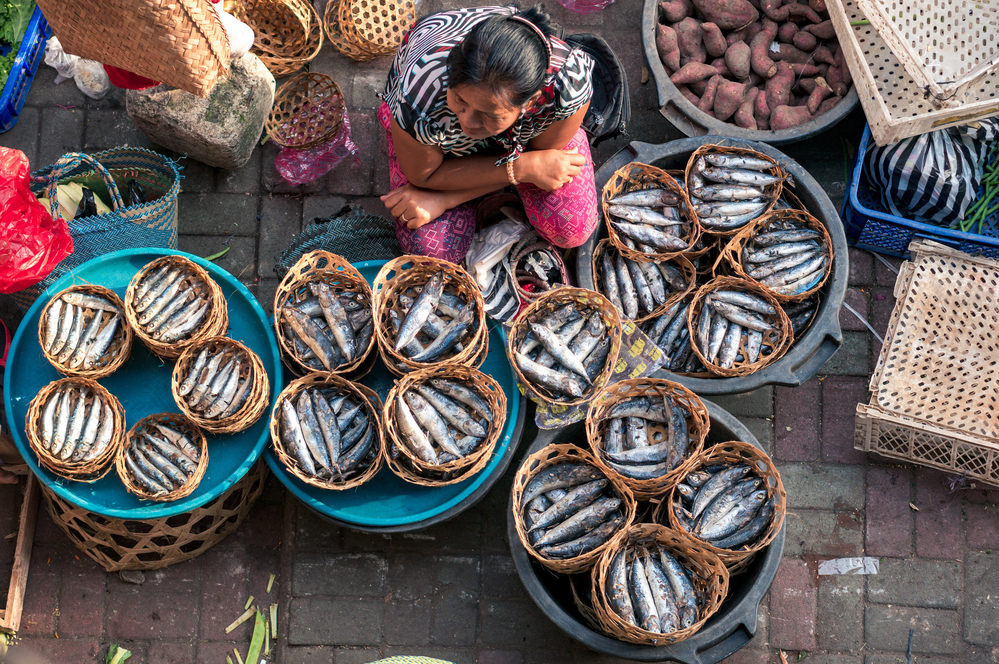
[446,5,556,107]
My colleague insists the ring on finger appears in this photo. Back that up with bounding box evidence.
[400,213,410,222]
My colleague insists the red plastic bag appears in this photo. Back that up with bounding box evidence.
[0,148,73,294]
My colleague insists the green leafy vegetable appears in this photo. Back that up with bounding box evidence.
[0,0,35,46]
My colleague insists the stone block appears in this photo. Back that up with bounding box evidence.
[839,287,869,332]
[436,555,480,589]
[915,470,963,558]
[848,246,873,286]
[431,586,479,646]
[127,53,275,169]
[708,387,773,418]
[218,150,261,194]
[85,108,158,152]
[198,548,249,639]
[289,597,384,646]
[18,549,59,636]
[107,587,199,640]
[965,502,999,551]
[179,235,256,277]
[284,646,335,664]
[867,558,961,608]
[386,552,436,601]
[4,106,38,165]
[783,509,863,557]
[820,331,869,376]
[769,557,816,651]
[303,195,349,224]
[817,574,864,652]
[37,108,85,168]
[775,378,820,461]
[293,552,387,596]
[481,554,524,598]
[965,551,999,646]
[177,192,259,236]
[821,376,868,464]
[57,555,106,637]
[334,648,384,664]
[148,641,196,664]
[865,605,961,654]
[480,600,575,649]
[384,598,432,646]
[478,651,525,664]
[258,195,302,278]
[777,463,864,511]
[865,466,913,557]
[875,254,903,286]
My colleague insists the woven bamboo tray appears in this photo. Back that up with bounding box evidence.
[270,373,384,490]
[324,0,415,61]
[124,255,228,361]
[591,239,697,324]
[585,378,709,500]
[171,337,270,434]
[265,74,346,151]
[37,285,133,379]
[25,378,125,482]
[115,413,208,502]
[590,523,730,645]
[511,444,636,574]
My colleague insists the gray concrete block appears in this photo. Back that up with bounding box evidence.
[431,586,478,646]
[965,551,999,646]
[864,605,962,655]
[868,558,961,609]
[5,106,39,166]
[177,192,258,236]
[178,235,256,279]
[783,508,863,557]
[777,463,865,510]
[258,195,302,277]
[292,553,387,596]
[816,574,864,652]
[289,597,383,646]
[37,108,85,168]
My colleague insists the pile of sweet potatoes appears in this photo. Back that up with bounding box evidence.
[655,0,853,131]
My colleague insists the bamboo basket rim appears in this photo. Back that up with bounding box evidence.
[37,284,133,379]
[265,73,347,150]
[233,0,311,56]
[347,0,415,55]
[238,0,324,75]
[116,413,208,502]
[591,239,697,324]
[378,321,489,377]
[324,0,379,62]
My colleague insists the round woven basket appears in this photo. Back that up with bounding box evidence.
[265,74,346,150]
[124,255,228,361]
[511,234,571,303]
[170,337,270,434]
[685,276,793,378]
[718,209,834,303]
[325,0,415,61]
[511,443,636,574]
[507,287,622,408]
[585,378,709,500]
[37,285,133,379]
[590,523,730,645]
[382,365,506,486]
[25,377,125,482]
[269,373,384,490]
[372,255,487,375]
[116,413,208,502]
[234,0,324,76]
[653,441,786,574]
[273,251,376,377]
[591,239,697,324]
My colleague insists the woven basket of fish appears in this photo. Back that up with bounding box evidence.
[782,294,821,340]
[171,337,270,434]
[116,413,208,502]
[512,443,637,574]
[382,365,506,487]
[601,162,700,264]
[510,234,571,302]
[584,378,709,501]
[590,523,729,645]
[570,573,605,632]
[269,373,384,490]
[654,441,786,574]
[124,255,229,360]
[25,377,126,482]
[38,285,132,379]
[718,209,834,303]
[686,277,793,377]
[274,251,376,377]
[508,288,622,408]
[591,239,696,324]
[684,145,786,237]
[639,295,707,376]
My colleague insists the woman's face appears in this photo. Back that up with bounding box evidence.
[447,84,524,140]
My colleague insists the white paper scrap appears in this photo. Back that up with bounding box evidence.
[817,557,879,575]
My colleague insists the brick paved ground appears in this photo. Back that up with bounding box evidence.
[2,0,998,662]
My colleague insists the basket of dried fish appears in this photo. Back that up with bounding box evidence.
[372,256,487,376]
[654,441,786,574]
[171,337,270,434]
[591,239,696,323]
[685,146,786,236]
[640,296,708,376]
[269,373,383,490]
[590,524,729,645]
[508,288,622,407]
[25,377,125,482]
[719,209,834,302]
[124,255,228,360]
[383,365,506,487]
[274,251,376,377]
[687,277,793,377]
[601,163,699,263]
[585,379,709,500]
[512,444,636,574]
[116,413,208,502]
[38,285,132,378]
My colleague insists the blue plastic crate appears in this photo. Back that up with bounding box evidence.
[0,6,51,133]
[840,124,999,260]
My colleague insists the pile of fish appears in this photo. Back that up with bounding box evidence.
[280,282,373,371]
[516,241,564,295]
[522,462,626,559]
[35,384,116,465]
[606,188,690,253]
[42,291,124,372]
[688,153,784,231]
[122,421,202,497]
[131,261,213,343]
[392,377,493,467]
[740,218,828,297]
[670,464,777,550]
[597,244,691,320]
[641,297,707,375]
[694,290,781,370]
[177,344,254,420]
[278,386,377,481]
[388,271,478,363]
[596,393,693,482]
[513,303,613,401]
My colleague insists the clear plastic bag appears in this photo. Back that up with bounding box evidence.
[43,36,111,99]
[275,111,360,186]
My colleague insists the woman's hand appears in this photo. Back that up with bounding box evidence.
[380,184,451,229]
[519,147,587,191]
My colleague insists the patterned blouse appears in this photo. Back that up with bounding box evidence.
[381,5,594,166]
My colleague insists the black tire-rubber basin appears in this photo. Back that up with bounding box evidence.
[578,137,848,396]
[507,399,784,663]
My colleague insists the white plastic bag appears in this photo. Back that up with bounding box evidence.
[43,36,111,99]
[43,36,77,83]
[463,215,533,322]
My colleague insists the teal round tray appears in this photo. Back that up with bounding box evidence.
[3,248,282,519]
[264,259,524,531]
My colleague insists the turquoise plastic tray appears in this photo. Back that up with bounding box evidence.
[3,249,282,519]
[264,259,523,530]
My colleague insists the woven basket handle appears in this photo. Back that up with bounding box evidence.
[36,153,126,220]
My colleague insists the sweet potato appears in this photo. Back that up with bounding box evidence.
[783,3,822,23]
[789,63,821,76]
[657,24,682,72]
[734,87,760,129]
[691,0,759,30]
[748,71,764,87]
[792,29,817,51]
[834,46,852,85]
[825,65,849,96]
[714,80,747,120]
[675,17,707,65]
[661,0,693,22]
[760,0,783,20]
[750,26,778,78]
[691,78,710,95]
[727,30,747,46]
[817,95,842,115]
[777,22,798,44]
[710,57,732,77]
[805,19,836,39]
[770,104,813,129]
[671,61,719,85]
[809,0,826,13]
[676,84,702,105]
[698,75,722,113]
[811,45,836,66]
[772,43,811,63]
[797,77,817,93]
[741,21,764,43]
[755,91,771,128]
[766,62,794,109]
[701,22,728,58]
[725,40,752,79]
[807,76,834,113]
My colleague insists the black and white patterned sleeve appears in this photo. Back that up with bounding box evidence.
[552,48,595,121]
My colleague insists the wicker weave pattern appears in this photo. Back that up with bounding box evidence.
[37,285,133,379]
[233,0,324,76]
[266,74,347,150]
[324,0,415,61]
[116,413,209,503]
[591,239,697,324]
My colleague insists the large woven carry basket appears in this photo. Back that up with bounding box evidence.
[37,285,133,379]
[41,461,267,572]
[35,0,229,97]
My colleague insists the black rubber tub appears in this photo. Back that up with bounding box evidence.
[507,399,784,663]
[642,0,859,144]
[578,137,848,396]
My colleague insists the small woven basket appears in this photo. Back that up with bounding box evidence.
[25,377,125,482]
[170,337,270,434]
[591,239,697,324]
[511,444,636,574]
[273,251,376,377]
[511,235,571,302]
[116,413,208,502]
[233,0,324,76]
[590,523,730,645]
[269,373,384,490]
[507,288,622,408]
[686,277,793,378]
[585,378,709,500]
[124,255,228,361]
[382,365,506,486]
[265,74,346,150]
[325,0,415,61]
[37,285,133,379]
